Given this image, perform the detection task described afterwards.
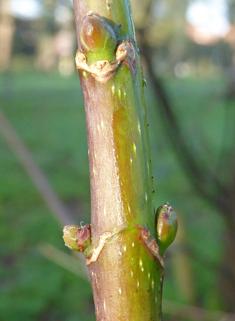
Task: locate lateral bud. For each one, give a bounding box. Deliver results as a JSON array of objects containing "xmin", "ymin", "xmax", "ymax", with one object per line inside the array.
[
  {"xmin": 80, "ymin": 14, "xmax": 117, "ymax": 61},
  {"xmin": 155, "ymin": 203, "xmax": 178, "ymax": 255},
  {"xmin": 75, "ymin": 40, "xmax": 137, "ymax": 83},
  {"xmin": 63, "ymin": 224, "xmax": 92, "ymax": 257}
]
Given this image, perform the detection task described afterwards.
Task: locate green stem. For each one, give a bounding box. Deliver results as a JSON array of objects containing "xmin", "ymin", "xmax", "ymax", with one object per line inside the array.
[{"xmin": 69, "ymin": 1, "xmax": 169, "ymax": 319}]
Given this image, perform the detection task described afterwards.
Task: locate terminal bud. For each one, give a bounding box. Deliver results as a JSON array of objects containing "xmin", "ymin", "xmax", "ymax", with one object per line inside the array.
[{"xmin": 155, "ymin": 203, "xmax": 178, "ymax": 255}]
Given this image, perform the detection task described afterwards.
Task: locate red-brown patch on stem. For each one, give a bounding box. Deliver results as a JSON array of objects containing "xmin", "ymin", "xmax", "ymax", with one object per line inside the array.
[
  {"xmin": 76, "ymin": 224, "xmax": 92, "ymax": 251},
  {"xmin": 136, "ymin": 225, "xmax": 165, "ymax": 268}
]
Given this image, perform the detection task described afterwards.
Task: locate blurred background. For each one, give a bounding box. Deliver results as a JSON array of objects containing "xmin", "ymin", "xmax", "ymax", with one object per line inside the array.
[{"xmin": 0, "ymin": 0, "xmax": 235, "ymax": 320}]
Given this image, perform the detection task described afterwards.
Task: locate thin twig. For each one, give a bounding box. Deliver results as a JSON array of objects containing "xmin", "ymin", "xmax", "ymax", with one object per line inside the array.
[
  {"xmin": 38, "ymin": 242, "xmax": 89, "ymax": 281},
  {"xmin": 0, "ymin": 106, "xmax": 72, "ymax": 226}
]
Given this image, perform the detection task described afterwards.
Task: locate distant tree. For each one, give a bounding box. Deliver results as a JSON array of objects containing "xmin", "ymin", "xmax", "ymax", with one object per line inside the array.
[{"xmin": 0, "ymin": 0, "xmax": 15, "ymax": 71}]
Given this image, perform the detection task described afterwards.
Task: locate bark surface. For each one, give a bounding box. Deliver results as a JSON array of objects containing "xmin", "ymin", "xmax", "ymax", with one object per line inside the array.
[{"xmin": 72, "ymin": 1, "xmax": 166, "ymax": 320}]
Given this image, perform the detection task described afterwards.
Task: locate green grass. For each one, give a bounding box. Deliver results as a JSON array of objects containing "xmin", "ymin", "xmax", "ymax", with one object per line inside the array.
[
  {"xmin": 0, "ymin": 72, "xmax": 94, "ymax": 321},
  {"xmin": 0, "ymin": 71, "xmax": 229, "ymax": 320}
]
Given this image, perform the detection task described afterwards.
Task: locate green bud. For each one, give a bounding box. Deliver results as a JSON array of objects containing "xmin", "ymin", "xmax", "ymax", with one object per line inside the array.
[
  {"xmin": 63, "ymin": 224, "xmax": 92, "ymax": 254},
  {"xmin": 80, "ymin": 14, "xmax": 117, "ymax": 63},
  {"xmin": 155, "ymin": 203, "xmax": 178, "ymax": 255}
]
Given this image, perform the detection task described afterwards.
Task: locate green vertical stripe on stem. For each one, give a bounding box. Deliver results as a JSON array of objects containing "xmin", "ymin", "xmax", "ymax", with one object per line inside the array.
[{"xmin": 73, "ymin": 0, "xmax": 163, "ymax": 320}]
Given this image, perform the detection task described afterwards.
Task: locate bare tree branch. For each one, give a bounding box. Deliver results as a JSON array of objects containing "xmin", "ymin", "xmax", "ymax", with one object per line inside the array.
[
  {"xmin": 0, "ymin": 106, "xmax": 72, "ymax": 226},
  {"xmin": 141, "ymin": 43, "xmax": 230, "ymax": 214}
]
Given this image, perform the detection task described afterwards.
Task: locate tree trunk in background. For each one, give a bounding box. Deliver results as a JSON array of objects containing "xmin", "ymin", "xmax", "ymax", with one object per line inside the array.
[
  {"xmin": 0, "ymin": 0, "xmax": 15, "ymax": 71},
  {"xmin": 138, "ymin": 28, "xmax": 235, "ymax": 311},
  {"xmin": 220, "ymin": 195, "xmax": 235, "ymax": 312}
]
